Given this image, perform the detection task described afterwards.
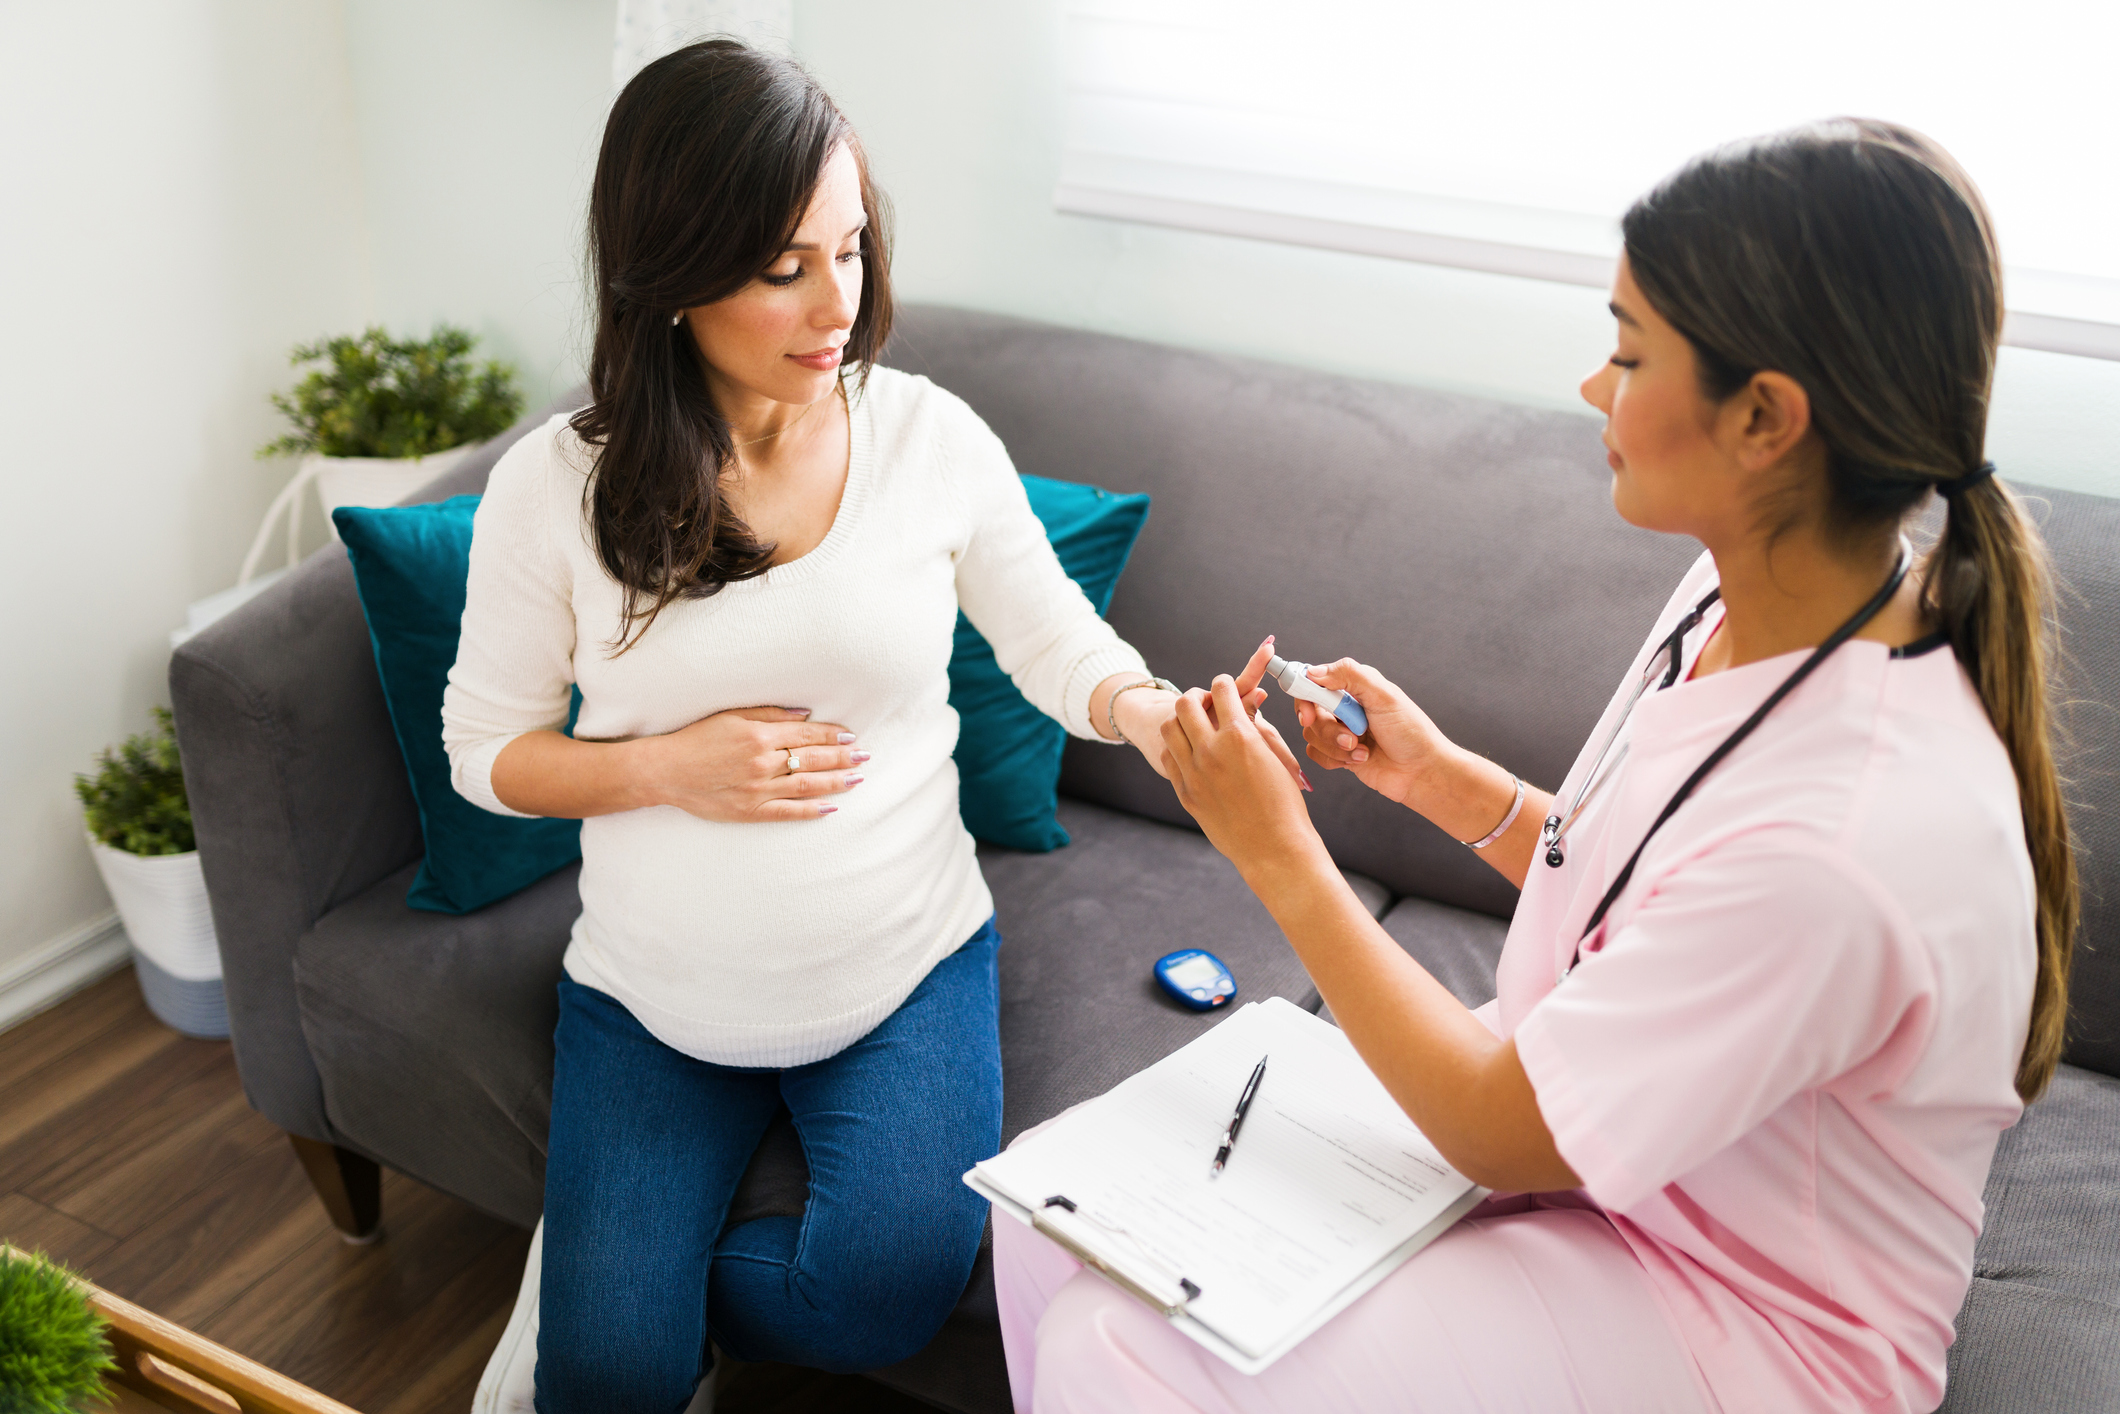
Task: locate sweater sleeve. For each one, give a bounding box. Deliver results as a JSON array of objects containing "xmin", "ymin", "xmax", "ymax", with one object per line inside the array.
[
  {"xmin": 441, "ymin": 426, "xmax": 579, "ymax": 817},
  {"xmin": 943, "ymin": 404, "xmax": 1149, "ymax": 742}
]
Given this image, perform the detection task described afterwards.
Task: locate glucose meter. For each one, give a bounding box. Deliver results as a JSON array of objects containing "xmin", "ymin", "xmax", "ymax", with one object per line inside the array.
[{"xmin": 1154, "ymin": 949, "xmax": 1237, "ymax": 1011}]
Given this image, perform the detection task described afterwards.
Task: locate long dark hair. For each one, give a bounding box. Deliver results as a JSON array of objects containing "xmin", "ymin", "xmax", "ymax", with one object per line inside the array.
[
  {"xmin": 1622, "ymin": 118, "xmax": 2076, "ymax": 1101},
  {"xmin": 571, "ymin": 40, "xmax": 893, "ymax": 649}
]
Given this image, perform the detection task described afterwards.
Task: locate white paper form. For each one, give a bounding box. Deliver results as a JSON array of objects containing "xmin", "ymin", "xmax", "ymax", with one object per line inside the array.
[{"xmin": 969, "ymin": 998, "xmax": 1484, "ymax": 1371}]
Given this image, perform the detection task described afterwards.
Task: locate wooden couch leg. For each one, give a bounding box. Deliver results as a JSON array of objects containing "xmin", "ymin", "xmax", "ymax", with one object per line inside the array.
[{"xmin": 288, "ymin": 1135, "xmax": 382, "ymax": 1243}]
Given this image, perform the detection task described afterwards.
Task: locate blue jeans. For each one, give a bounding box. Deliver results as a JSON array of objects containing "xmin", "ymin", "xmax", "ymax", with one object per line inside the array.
[{"xmin": 534, "ymin": 919, "xmax": 1003, "ymax": 1414}]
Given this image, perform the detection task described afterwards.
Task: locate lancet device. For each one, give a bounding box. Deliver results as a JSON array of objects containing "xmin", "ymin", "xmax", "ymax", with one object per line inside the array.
[{"xmin": 1265, "ymin": 655, "xmax": 1369, "ymax": 738}]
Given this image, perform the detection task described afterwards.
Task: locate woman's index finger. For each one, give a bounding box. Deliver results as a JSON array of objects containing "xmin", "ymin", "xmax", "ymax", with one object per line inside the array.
[{"xmin": 1232, "ymin": 636, "xmax": 1276, "ymax": 696}]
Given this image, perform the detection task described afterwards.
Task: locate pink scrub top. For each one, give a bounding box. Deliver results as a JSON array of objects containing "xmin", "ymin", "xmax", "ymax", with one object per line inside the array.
[{"xmin": 1502, "ymin": 552, "xmax": 2035, "ymax": 1414}]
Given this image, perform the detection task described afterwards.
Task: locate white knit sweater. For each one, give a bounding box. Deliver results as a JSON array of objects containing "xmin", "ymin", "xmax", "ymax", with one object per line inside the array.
[{"xmin": 442, "ymin": 368, "xmax": 1148, "ymax": 1066}]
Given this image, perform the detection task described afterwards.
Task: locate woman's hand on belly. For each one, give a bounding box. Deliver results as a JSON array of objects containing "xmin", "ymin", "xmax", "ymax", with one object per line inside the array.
[
  {"xmin": 645, "ymin": 707, "xmax": 869, "ymax": 822},
  {"xmin": 491, "ymin": 707, "xmax": 865, "ymax": 822}
]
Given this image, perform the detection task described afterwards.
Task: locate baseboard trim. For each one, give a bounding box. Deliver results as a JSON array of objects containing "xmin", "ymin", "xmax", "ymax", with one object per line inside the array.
[{"xmin": 0, "ymin": 912, "xmax": 131, "ymax": 1033}]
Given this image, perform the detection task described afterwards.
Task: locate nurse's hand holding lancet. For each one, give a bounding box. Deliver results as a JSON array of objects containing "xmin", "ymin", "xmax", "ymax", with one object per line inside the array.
[
  {"xmin": 1285, "ymin": 657, "xmax": 1453, "ymax": 804},
  {"xmin": 1185, "ymin": 639, "xmax": 1545, "ymax": 889}
]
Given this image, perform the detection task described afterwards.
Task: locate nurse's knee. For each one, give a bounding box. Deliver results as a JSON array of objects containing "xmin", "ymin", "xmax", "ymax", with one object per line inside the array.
[
  {"xmin": 798, "ymin": 1251, "xmax": 977, "ymax": 1370},
  {"xmin": 1032, "ymin": 1272, "xmax": 1164, "ymax": 1404}
]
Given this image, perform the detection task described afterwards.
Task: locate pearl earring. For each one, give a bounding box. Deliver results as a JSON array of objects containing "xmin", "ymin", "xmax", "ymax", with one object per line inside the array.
[{"xmin": 670, "ymin": 311, "xmax": 683, "ymax": 326}]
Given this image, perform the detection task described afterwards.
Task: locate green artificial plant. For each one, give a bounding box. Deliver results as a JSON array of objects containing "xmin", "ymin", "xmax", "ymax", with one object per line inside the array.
[
  {"xmin": 0, "ymin": 1249, "xmax": 116, "ymax": 1414},
  {"xmin": 259, "ymin": 324, "xmax": 523, "ymax": 460},
  {"xmin": 75, "ymin": 708, "xmax": 194, "ymax": 857}
]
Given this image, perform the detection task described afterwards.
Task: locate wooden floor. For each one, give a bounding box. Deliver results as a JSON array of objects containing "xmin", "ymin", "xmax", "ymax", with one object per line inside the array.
[{"xmin": 0, "ymin": 967, "xmax": 937, "ymax": 1414}]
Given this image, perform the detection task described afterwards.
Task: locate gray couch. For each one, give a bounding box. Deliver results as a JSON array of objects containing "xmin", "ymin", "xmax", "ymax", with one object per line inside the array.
[{"xmin": 171, "ymin": 306, "xmax": 2120, "ymax": 1413}]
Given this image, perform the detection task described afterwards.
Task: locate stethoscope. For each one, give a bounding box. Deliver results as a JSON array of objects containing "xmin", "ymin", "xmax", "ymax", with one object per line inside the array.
[
  {"xmin": 1548, "ymin": 539, "xmax": 1914, "ymax": 980},
  {"xmin": 1539, "ymin": 587, "xmax": 1725, "ymax": 872}
]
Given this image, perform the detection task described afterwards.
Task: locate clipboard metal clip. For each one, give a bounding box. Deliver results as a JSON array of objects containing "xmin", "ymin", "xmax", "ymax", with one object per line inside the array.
[{"xmin": 1037, "ymin": 1195, "xmax": 1203, "ymax": 1315}]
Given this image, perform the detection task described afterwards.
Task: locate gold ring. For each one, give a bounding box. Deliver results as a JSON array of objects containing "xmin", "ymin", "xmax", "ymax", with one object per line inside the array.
[{"xmin": 786, "ymin": 750, "xmax": 802, "ymax": 773}]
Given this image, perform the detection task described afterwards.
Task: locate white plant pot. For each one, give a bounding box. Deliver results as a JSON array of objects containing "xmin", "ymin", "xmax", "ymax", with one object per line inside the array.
[
  {"xmin": 308, "ymin": 444, "xmax": 476, "ymax": 539},
  {"xmin": 86, "ymin": 836, "xmax": 228, "ymax": 1038}
]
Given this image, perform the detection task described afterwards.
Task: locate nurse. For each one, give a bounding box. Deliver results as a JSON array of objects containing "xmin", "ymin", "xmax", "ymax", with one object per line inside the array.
[{"xmin": 991, "ymin": 119, "xmax": 2077, "ymax": 1413}]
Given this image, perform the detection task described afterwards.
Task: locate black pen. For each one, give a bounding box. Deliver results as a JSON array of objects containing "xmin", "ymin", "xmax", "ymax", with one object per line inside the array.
[{"xmin": 1210, "ymin": 1054, "xmax": 1268, "ymax": 1178}]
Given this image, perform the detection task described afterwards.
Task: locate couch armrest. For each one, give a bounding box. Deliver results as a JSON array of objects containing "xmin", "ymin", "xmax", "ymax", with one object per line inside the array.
[
  {"xmin": 169, "ymin": 393, "xmax": 583, "ymax": 1141},
  {"xmin": 171, "ymin": 547, "xmax": 422, "ymax": 1140}
]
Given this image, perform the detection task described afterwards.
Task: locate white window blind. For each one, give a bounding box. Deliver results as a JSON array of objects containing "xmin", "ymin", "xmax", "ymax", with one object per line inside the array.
[{"xmin": 1059, "ymin": 1, "xmax": 2120, "ymax": 360}]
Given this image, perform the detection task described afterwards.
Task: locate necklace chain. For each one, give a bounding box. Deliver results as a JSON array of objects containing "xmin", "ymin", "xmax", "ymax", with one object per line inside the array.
[{"xmin": 731, "ymin": 384, "xmax": 837, "ymax": 449}]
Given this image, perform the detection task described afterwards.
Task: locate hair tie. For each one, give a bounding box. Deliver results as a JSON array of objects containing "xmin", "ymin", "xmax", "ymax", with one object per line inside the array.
[{"xmin": 1939, "ymin": 462, "xmax": 1997, "ymax": 500}]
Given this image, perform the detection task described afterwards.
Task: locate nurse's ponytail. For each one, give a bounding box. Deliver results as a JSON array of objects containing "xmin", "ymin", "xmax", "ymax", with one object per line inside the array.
[
  {"xmin": 1622, "ymin": 118, "xmax": 2077, "ymax": 1101},
  {"xmin": 1929, "ymin": 473, "xmax": 2075, "ymax": 1099}
]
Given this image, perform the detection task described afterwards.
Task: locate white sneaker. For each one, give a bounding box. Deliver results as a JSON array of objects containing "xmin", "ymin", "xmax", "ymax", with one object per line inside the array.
[
  {"xmin": 474, "ymin": 1219, "xmax": 543, "ymax": 1413},
  {"xmin": 471, "ymin": 1219, "xmax": 717, "ymax": 1414}
]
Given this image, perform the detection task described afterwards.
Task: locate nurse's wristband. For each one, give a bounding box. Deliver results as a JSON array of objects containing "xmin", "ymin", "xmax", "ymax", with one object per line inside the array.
[
  {"xmin": 1462, "ymin": 770, "xmax": 1525, "ymax": 850},
  {"xmin": 1106, "ymin": 676, "xmax": 1181, "ymax": 746}
]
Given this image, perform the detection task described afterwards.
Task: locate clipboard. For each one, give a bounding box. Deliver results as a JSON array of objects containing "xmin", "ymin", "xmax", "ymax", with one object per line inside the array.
[
  {"xmin": 970, "ymin": 1170, "xmax": 1485, "ymax": 1375},
  {"xmin": 966, "ymin": 998, "xmax": 1488, "ymax": 1375}
]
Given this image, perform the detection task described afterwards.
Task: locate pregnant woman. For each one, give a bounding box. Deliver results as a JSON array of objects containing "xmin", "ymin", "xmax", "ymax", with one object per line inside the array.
[
  {"xmin": 443, "ymin": 41, "xmax": 1205, "ymax": 1413},
  {"xmin": 996, "ymin": 121, "xmax": 2075, "ymax": 1413}
]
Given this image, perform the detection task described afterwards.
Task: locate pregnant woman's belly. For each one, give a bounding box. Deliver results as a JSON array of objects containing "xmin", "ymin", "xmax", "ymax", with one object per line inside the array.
[{"xmin": 563, "ymin": 709, "xmax": 995, "ymax": 1067}]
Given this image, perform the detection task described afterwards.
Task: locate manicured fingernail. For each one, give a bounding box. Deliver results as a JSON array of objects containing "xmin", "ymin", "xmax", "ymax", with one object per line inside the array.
[
  {"xmin": 788, "ymin": 707, "xmax": 813, "ymax": 716},
  {"xmin": 845, "ymin": 775, "xmax": 865, "ymax": 787},
  {"xmin": 817, "ymin": 804, "xmax": 837, "ymax": 815},
  {"xmin": 851, "ymin": 750, "xmax": 871, "ymax": 764},
  {"xmin": 837, "ymin": 732, "xmax": 856, "ymax": 744},
  {"xmin": 1352, "ymin": 749, "xmax": 1370, "ymax": 762},
  {"xmin": 1299, "ymin": 771, "xmax": 1313, "ymax": 791}
]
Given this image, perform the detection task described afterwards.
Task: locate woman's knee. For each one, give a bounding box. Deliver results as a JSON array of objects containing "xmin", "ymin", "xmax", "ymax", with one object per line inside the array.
[{"xmin": 709, "ymin": 1211, "xmax": 981, "ymax": 1371}]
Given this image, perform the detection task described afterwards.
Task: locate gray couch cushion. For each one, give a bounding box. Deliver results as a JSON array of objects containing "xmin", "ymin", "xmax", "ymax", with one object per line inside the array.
[
  {"xmin": 1945, "ymin": 1064, "xmax": 2120, "ymax": 1409},
  {"xmin": 1380, "ymin": 895, "xmax": 1509, "ymax": 1010},
  {"xmin": 983, "ymin": 797, "xmax": 1389, "ymax": 1144},
  {"xmin": 294, "ymin": 856, "xmax": 810, "ymax": 1233},
  {"xmin": 1967, "ymin": 1063, "xmax": 2120, "ymax": 1305},
  {"xmin": 294, "ymin": 861, "xmax": 578, "ymax": 1227},
  {"xmin": 2026, "ymin": 490, "xmax": 2120, "ymax": 1076},
  {"xmin": 1317, "ymin": 894, "xmax": 1509, "ymax": 1028},
  {"xmin": 1940, "ymin": 1280, "xmax": 2120, "ymax": 1414}
]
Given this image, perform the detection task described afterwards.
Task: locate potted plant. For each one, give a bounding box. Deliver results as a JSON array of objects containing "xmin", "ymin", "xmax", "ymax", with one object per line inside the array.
[
  {"xmin": 75, "ymin": 710, "xmax": 226, "ymax": 1039},
  {"xmin": 237, "ymin": 325, "xmax": 523, "ymax": 587},
  {"xmin": 0, "ymin": 1248, "xmax": 114, "ymax": 1413}
]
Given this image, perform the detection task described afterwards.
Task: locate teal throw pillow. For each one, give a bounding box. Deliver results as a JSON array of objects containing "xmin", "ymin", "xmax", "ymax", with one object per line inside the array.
[
  {"xmin": 950, "ymin": 475, "xmax": 1152, "ymax": 852},
  {"xmin": 335, "ymin": 497, "xmax": 582, "ymax": 914}
]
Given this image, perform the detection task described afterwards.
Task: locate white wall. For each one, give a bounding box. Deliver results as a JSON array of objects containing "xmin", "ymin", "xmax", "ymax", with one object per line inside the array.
[
  {"xmin": 0, "ymin": 0, "xmax": 373, "ymax": 978},
  {"xmin": 340, "ymin": 0, "xmax": 612, "ymax": 410},
  {"xmin": 795, "ymin": 0, "xmax": 2120, "ymax": 501},
  {"xmin": 0, "ymin": 0, "xmax": 612, "ymax": 989}
]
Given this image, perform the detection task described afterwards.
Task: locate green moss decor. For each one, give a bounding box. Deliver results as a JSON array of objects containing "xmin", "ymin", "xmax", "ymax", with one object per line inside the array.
[{"xmin": 0, "ymin": 1249, "xmax": 116, "ymax": 1414}]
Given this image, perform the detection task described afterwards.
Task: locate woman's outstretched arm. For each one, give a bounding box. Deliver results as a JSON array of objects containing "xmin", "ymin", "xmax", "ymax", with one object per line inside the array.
[{"xmin": 1161, "ymin": 675, "xmax": 1579, "ymax": 1194}]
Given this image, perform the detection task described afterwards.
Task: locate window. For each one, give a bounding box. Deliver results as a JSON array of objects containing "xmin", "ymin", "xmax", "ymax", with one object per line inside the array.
[{"xmin": 1059, "ymin": 1, "xmax": 2120, "ymax": 359}]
